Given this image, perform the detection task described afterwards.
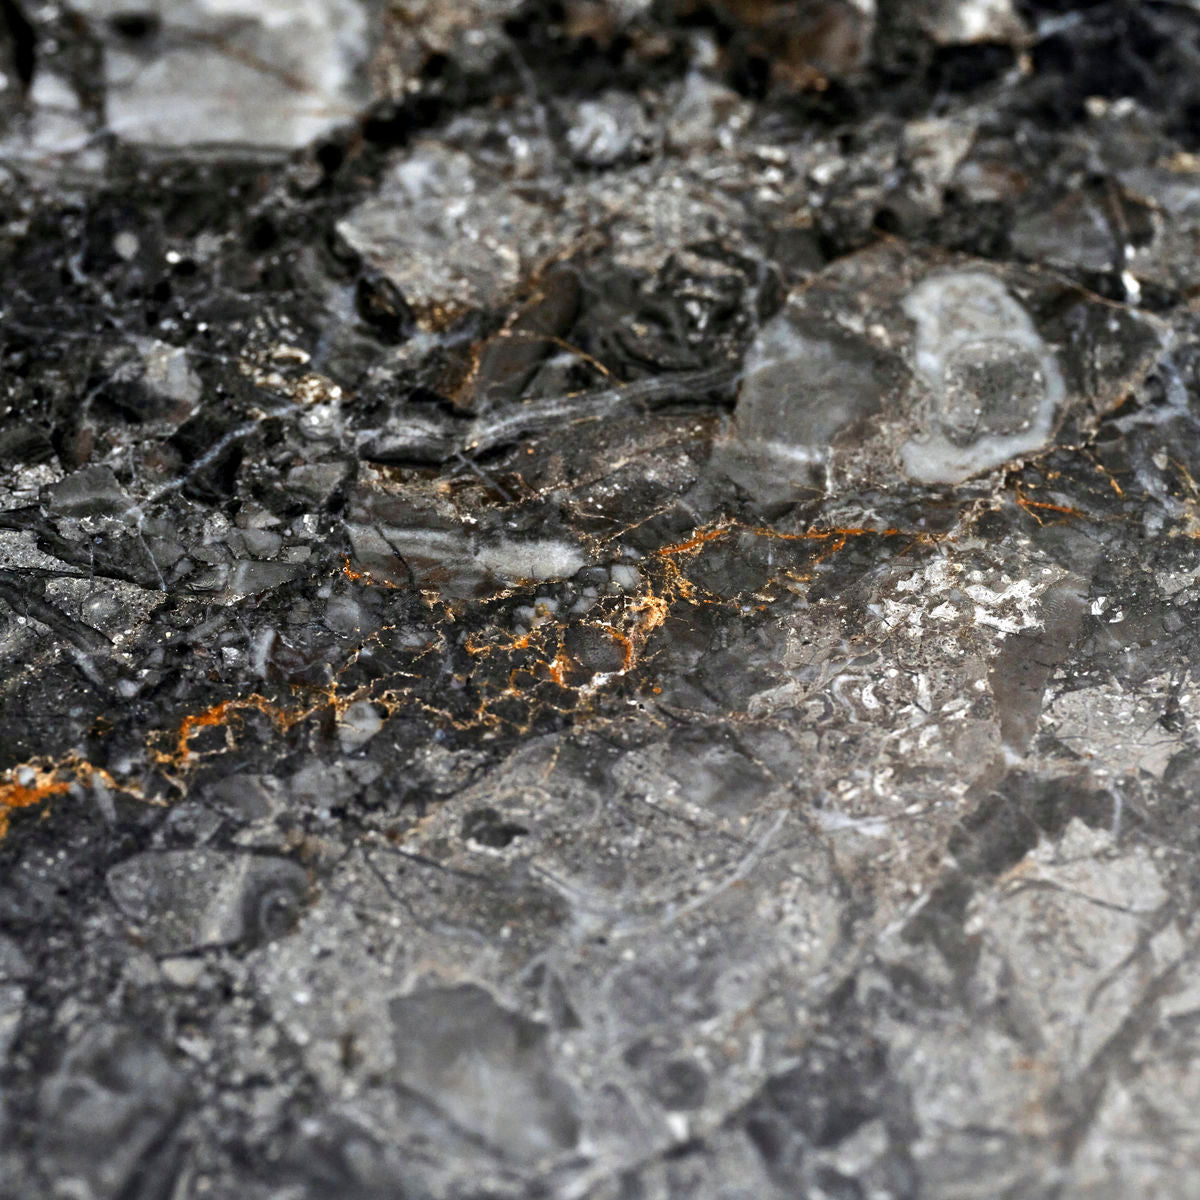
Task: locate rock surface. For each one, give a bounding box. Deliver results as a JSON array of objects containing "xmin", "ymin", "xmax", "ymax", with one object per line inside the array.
[{"xmin": 4, "ymin": 1, "xmax": 1200, "ymax": 1197}]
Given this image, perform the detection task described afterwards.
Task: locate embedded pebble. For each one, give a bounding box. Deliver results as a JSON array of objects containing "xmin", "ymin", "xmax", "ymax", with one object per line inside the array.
[
  {"xmin": 899, "ymin": 271, "xmax": 1064, "ymax": 483},
  {"xmin": 338, "ymin": 700, "xmax": 385, "ymax": 752},
  {"xmin": 107, "ymin": 850, "xmax": 308, "ymax": 954}
]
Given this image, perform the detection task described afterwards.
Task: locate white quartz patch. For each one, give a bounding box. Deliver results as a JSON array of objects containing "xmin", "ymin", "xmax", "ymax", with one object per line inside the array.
[
  {"xmin": 725, "ymin": 244, "xmax": 1163, "ymax": 499},
  {"xmin": 337, "ymin": 142, "xmax": 571, "ymax": 320},
  {"xmin": 73, "ymin": 0, "xmax": 370, "ymax": 151},
  {"xmin": 1044, "ymin": 675, "xmax": 1187, "ymax": 778},
  {"xmin": 726, "ymin": 309, "xmax": 890, "ymax": 499},
  {"xmin": 473, "ymin": 539, "xmax": 587, "ymax": 583},
  {"xmin": 137, "ymin": 339, "xmax": 203, "ymax": 407},
  {"xmin": 899, "ymin": 272, "xmax": 1064, "ymax": 484},
  {"xmin": 347, "ymin": 519, "xmax": 588, "ymax": 594}
]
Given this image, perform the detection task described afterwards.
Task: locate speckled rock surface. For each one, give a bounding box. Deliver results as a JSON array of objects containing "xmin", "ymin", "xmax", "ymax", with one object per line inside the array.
[{"xmin": 4, "ymin": 2, "xmax": 1200, "ymax": 1197}]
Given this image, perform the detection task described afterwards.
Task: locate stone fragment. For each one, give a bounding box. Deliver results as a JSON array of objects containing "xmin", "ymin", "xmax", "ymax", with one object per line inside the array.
[
  {"xmin": 225, "ymin": 559, "xmax": 301, "ymax": 597},
  {"xmin": 665, "ymin": 71, "xmax": 750, "ymax": 152},
  {"xmin": 37, "ymin": 1025, "xmax": 187, "ymax": 1200},
  {"xmin": 107, "ymin": 849, "xmax": 308, "ymax": 954},
  {"xmin": 338, "ymin": 699, "xmax": 384, "ymax": 751},
  {"xmin": 284, "ymin": 462, "xmax": 347, "ymax": 505},
  {"xmin": 564, "ymin": 91, "xmax": 656, "ymax": 166},
  {"xmin": 48, "ymin": 466, "xmax": 131, "ymax": 518},
  {"xmin": 902, "ymin": 117, "xmax": 978, "ymax": 217},
  {"xmin": 0, "ymin": 68, "xmax": 104, "ymax": 172},
  {"xmin": 0, "ymin": 932, "xmax": 32, "ymax": 981},
  {"xmin": 371, "ymin": 0, "xmax": 526, "ymax": 81},
  {"xmin": 0, "ymin": 973, "xmax": 24, "ymax": 1061},
  {"xmin": 202, "ymin": 773, "xmax": 286, "ymax": 823},
  {"xmin": 73, "ymin": 0, "xmax": 371, "ymax": 151},
  {"xmin": 1044, "ymin": 676, "xmax": 1183, "ymax": 778},
  {"xmin": 911, "ymin": 0, "xmax": 1025, "ymax": 44},
  {"xmin": 338, "ymin": 141, "xmax": 759, "ymax": 330},
  {"xmin": 237, "ymin": 527, "xmax": 283, "ymax": 558},
  {"xmin": 159, "ymin": 956, "xmax": 206, "ymax": 987},
  {"xmin": 137, "ymin": 338, "xmax": 203, "ymax": 408},
  {"xmin": 728, "ymin": 309, "xmax": 897, "ymax": 497},
  {"xmin": 1119, "ymin": 163, "xmax": 1200, "ymax": 294},
  {"xmin": 971, "ymin": 825, "xmax": 1169, "ymax": 1064},
  {"xmin": 898, "ymin": 271, "xmax": 1064, "ymax": 483},
  {"xmin": 346, "ymin": 486, "xmax": 588, "ymax": 595},
  {"xmin": 337, "ymin": 142, "xmax": 580, "ymax": 325},
  {"xmin": 389, "ymin": 984, "xmax": 580, "ymax": 1162}
]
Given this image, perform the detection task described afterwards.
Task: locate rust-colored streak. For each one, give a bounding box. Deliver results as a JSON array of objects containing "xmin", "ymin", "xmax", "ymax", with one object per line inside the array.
[
  {"xmin": 1015, "ymin": 486, "xmax": 1083, "ymax": 524},
  {"xmin": 547, "ymin": 644, "xmax": 571, "ymax": 686},
  {"xmin": 657, "ymin": 521, "xmax": 905, "ymax": 560},
  {"xmin": 658, "ymin": 526, "xmax": 732, "ymax": 556},
  {"xmin": 176, "ymin": 700, "xmax": 233, "ymax": 761},
  {"xmin": 2, "ymin": 690, "xmax": 313, "ymax": 843},
  {"xmin": 754, "ymin": 525, "xmax": 903, "ymax": 542},
  {"xmin": 0, "ymin": 773, "xmax": 72, "ymax": 839},
  {"xmin": 466, "ymin": 629, "xmax": 535, "ymax": 657},
  {"xmin": 603, "ymin": 625, "xmax": 635, "ymax": 672},
  {"xmin": 342, "ymin": 557, "xmax": 400, "ymax": 589},
  {"xmin": 167, "ymin": 694, "xmax": 306, "ymax": 766},
  {"xmin": 4, "ymin": 515, "xmax": 935, "ymax": 842},
  {"xmin": 1023, "ymin": 499, "xmax": 1082, "ymax": 516},
  {"xmin": 0, "ymin": 758, "xmax": 128, "ymax": 841}
]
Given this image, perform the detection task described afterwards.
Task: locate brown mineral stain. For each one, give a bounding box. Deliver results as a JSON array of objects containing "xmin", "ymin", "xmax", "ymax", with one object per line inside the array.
[
  {"xmin": 547, "ymin": 644, "xmax": 571, "ymax": 686},
  {"xmin": 175, "ymin": 700, "xmax": 234, "ymax": 760},
  {"xmin": 161, "ymin": 693, "xmax": 311, "ymax": 767},
  {"xmin": 342, "ymin": 556, "xmax": 400, "ymax": 588},
  {"xmin": 1015, "ymin": 484, "xmax": 1083, "ymax": 524},
  {"xmin": 4, "ymin": 517, "xmax": 935, "ymax": 842},
  {"xmin": 0, "ymin": 758, "xmax": 128, "ymax": 841},
  {"xmin": 659, "ymin": 525, "xmax": 733, "ymax": 556},
  {"xmin": 603, "ymin": 625, "xmax": 635, "ymax": 673},
  {"xmin": 657, "ymin": 520, "xmax": 906, "ymax": 561},
  {"xmin": 0, "ymin": 771, "xmax": 72, "ymax": 839}
]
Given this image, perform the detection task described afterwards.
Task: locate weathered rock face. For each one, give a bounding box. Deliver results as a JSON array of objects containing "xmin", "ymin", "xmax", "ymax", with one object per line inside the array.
[{"xmin": 6, "ymin": 2, "xmax": 1200, "ymax": 1198}]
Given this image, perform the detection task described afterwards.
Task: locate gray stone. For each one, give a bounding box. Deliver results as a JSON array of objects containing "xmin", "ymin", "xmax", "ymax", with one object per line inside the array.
[
  {"xmin": 389, "ymin": 984, "xmax": 580, "ymax": 1162},
  {"xmin": 107, "ymin": 850, "xmax": 308, "ymax": 954},
  {"xmin": 37, "ymin": 1025, "xmax": 187, "ymax": 1200}
]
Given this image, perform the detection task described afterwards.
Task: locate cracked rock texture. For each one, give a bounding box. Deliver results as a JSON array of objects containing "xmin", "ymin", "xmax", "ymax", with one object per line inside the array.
[{"xmin": 4, "ymin": 1, "xmax": 1200, "ymax": 1197}]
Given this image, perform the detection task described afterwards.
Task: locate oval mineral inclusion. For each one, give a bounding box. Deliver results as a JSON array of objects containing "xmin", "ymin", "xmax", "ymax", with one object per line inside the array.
[
  {"xmin": 727, "ymin": 244, "xmax": 1165, "ymax": 497},
  {"xmin": 899, "ymin": 271, "xmax": 1065, "ymax": 484}
]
